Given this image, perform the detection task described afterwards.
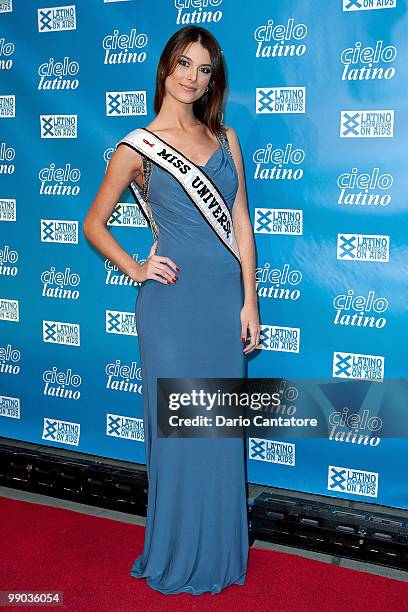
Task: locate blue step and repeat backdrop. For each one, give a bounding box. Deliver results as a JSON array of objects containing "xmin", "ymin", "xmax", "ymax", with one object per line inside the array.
[{"xmin": 1, "ymin": 0, "xmax": 407, "ymax": 508}]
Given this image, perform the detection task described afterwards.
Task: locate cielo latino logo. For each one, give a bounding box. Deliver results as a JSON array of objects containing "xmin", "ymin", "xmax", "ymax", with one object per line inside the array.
[
  {"xmin": 328, "ymin": 407, "xmax": 382, "ymax": 447},
  {"xmin": 252, "ymin": 142, "xmax": 305, "ymax": 181},
  {"xmin": 105, "ymin": 255, "xmax": 143, "ymax": 286},
  {"xmin": 102, "ymin": 27, "xmax": 148, "ymax": 64},
  {"xmin": 0, "ymin": 141, "xmax": 16, "ymax": 174},
  {"xmin": 337, "ymin": 166, "xmax": 393, "ymax": 207},
  {"xmin": 0, "ymin": 36, "xmax": 14, "ymax": 70},
  {"xmin": 341, "ymin": 40, "xmax": 397, "ymax": 80},
  {"xmin": 0, "ymin": 245, "xmax": 18, "ymax": 276},
  {"xmin": 174, "ymin": 0, "xmax": 223, "ymax": 25},
  {"xmin": 254, "ymin": 17, "xmax": 307, "ymax": 58},
  {"xmin": 256, "ymin": 262, "xmax": 302, "ymax": 302},
  {"xmin": 41, "ymin": 266, "xmax": 80, "ymax": 300},
  {"xmin": 105, "ymin": 359, "xmax": 143, "ymax": 393},
  {"xmin": 0, "ymin": 343, "xmax": 21, "ymax": 375},
  {"xmin": 38, "ymin": 162, "xmax": 81, "ymax": 196},
  {"xmin": 38, "ymin": 56, "xmax": 80, "ymax": 90},
  {"xmin": 333, "ymin": 289, "xmax": 389, "ymax": 328},
  {"xmin": 43, "ymin": 366, "xmax": 82, "ymax": 400}
]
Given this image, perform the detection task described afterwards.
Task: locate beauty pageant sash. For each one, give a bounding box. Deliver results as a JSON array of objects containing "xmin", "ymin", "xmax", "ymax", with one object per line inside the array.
[{"xmin": 116, "ymin": 127, "xmax": 241, "ymax": 264}]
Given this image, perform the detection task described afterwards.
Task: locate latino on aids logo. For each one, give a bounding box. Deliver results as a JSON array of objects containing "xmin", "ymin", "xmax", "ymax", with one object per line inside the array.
[
  {"xmin": 0, "ymin": 199, "xmax": 16, "ymax": 222},
  {"xmin": 0, "ymin": 0, "xmax": 12, "ymax": 14},
  {"xmin": 42, "ymin": 320, "xmax": 80, "ymax": 346},
  {"xmin": 40, "ymin": 115, "xmax": 77, "ymax": 138},
  {"xmin": 328, "ymin": 465, "xmax": 378, "ymax": 499},
  {"xmin": 0, "ymin": 298, "xmax": 18, "ymax": 322},
  {"xmin": 37, "ymin": 5, "xmax": 76, "ymax": 33},
  {"xmin": 42, "ymin": 417, "xmax": 80, "ymax": 446},
  {"xmin": 340, "ymin": 110, "xmax": 394, "ymax": 138},
  {"xmin": 254, "ymin": 208, "xmax": 303, "ymax": 235},
  {"xmin": 106, "ymin": 91, "xmax": 147, "ymax": 116},
  {"xmin": 41, "ymin": 219, "xmax": 79, "ymax": 243},
  {"xmin": 0, "ymin": 395, "xmax": 20, "ymax": 418},
  {"xmin": 0, "ymin": 95, "xmax": 15, "ymax": 118},
  {"xmin": 337, "ymin": 233, "xmax": 389, "ymax": 262},
  {"xmin": 106, "ymin": 414, "xmax": 144, "ymax": 441},
  {"xmin": 256, "ymin": 86, "xmax": 305, "ymax": 114},
  {"xmin": 257, "ymin": 325, "xmax": 300, "ymax": 353},
  {"xmin": 342, "ymin": 0, "xmax": 396, "ymax": 12},
  {"xmin": 106, "ymin": 310, "xmax": 138, "ymax": 336},
  {"xmin": 108, "ymin": 202, "xmax": 148, "ymax": 228}
]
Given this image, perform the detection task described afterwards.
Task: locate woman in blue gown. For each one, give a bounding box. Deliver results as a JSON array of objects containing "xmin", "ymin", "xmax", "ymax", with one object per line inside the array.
[{"xmin": 84, "ymin": 25, "xmax": 260, "ymax": 595}]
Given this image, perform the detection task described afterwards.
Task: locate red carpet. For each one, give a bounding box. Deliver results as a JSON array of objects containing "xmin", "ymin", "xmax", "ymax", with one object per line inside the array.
[{"xmin": 1, "ymin": 495, "xmax": 408, "ymax": 611}]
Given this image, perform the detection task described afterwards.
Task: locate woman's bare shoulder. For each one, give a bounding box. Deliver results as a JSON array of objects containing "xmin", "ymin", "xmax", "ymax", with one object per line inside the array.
[{"xmin": 223, "ymin": 124, "xmax": 237, "ymax": 138}]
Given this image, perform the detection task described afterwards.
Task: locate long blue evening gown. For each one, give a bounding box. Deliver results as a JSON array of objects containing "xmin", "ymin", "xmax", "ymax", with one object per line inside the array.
[{"xmin": 125, "ymin": 127, "xmax": 249, "ymax": 595}]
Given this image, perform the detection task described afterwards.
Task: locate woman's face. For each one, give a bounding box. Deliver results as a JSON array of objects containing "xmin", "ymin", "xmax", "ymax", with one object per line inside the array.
[{"xmin": 165, "ymin": 41, "xmax": 213, "ymax": 104}]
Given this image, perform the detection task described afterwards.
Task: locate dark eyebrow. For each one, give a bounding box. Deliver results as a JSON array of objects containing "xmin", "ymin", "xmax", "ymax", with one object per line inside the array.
[{"xmin": 179, "ymin": 54, "xmax": 212, "ymax": 68}]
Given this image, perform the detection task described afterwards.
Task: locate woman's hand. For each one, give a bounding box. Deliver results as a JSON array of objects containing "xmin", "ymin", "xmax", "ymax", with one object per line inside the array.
[
  {"xmin": 241, "ymin": 301, "xmax": 261, "ymax": 354},
  {"xmin": 131, "ymin": 240, "xmax": 179, "ymax": 284}
]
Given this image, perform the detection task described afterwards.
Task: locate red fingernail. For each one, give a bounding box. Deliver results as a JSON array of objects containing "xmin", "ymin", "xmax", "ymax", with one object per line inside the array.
[
  {"xmin": 242, "ymin": 337, "xmax": 246, "ymax": 343},
  {"xmin": 176, "ymin": 266, "xmax": 180, "ymax": 271},
  {"xmin": 175, "ymin": 275, "xmax": 179, "ymax": 280}
]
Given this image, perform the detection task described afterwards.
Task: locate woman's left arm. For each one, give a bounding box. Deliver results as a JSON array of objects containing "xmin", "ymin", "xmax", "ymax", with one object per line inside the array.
[{"xmin": 226, "ymin": 126, "xmax": 260, "ymax": 355}]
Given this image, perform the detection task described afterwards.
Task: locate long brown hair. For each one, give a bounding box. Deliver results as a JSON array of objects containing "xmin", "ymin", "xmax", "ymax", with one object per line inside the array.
[{"xmin": 154, "ymin": 26, "xmax": 227, "ymax": 135}]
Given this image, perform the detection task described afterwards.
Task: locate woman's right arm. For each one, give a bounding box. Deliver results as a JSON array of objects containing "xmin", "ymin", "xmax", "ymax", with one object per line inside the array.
[{"xmin": 82, "ymin": 144, "xmax": 178, "ymax": 284}]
